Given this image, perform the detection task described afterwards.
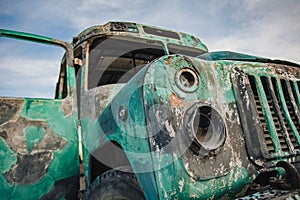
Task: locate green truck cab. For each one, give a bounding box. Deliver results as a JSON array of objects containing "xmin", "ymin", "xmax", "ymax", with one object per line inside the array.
[{"xmin": 0, "ymin": 22, "xmax": 299, "ymax": 199}]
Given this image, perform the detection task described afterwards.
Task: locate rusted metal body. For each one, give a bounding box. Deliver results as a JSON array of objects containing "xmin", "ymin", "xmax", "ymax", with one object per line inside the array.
[{"xmin": 1, "ymin": 22, "xmax": 299, "ymax": 199}]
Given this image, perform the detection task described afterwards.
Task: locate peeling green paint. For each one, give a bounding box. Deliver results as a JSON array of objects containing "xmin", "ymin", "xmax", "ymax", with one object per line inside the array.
[
  {"xmin": 24, "ymin": 126, "xmax": 46, "ymax": 153},
  {"xmin": 0, "ymin": 69, "xmax": 79, "ymax": 198},
  {"xmin": 0, "ymin": 97, "xmax": 79, "ymax": 199}
]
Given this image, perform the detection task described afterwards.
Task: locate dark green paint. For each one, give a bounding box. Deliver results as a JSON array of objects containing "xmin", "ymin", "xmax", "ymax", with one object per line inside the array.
[{"xmin": 0, "ymin": 29, "xmax": 72, "ymax": 52}]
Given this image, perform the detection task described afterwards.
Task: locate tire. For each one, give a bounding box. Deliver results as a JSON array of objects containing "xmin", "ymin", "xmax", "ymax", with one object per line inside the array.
[{"xmin": 84, "ymin": 168, "xmax": 146, "ymax": 200}]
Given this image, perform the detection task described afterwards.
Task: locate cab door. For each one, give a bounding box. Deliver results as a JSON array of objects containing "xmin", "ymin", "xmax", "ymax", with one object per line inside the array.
[{"xmin": 0, "ymin": 30, "xmax": 80, "ymax": 200}]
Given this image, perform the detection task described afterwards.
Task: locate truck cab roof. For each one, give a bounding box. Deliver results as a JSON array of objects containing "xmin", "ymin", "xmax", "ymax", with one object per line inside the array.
[{"xmin": 73, "ymin": 21, "xmax": 208, "ymax": 54}]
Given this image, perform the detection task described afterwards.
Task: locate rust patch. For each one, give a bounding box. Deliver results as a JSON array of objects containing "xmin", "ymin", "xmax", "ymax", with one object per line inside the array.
[
  {"xmin": 0, "ymin": 130, "xmax": 8, "ymax": 140},
  {"xmin": 0, "ymin": 115, "xmax": 67, "ymax": 184},
  {"xmin": 61, "ymin": 97, "xmax": 73, "ymax": 117},
  {"xmin": 1, "ymin": 116, "xmax": 67, "ymax": 154},
  {"xmin": 170, "ymin": 92, "xmax": 184, "ymax": 107},
  {"xmin": 165, "ymin": 57, "xmax": 172, "ymax": 65},
  {"xmin": 0, "ymin": 100, "xmax": 22, "ymax": 125},
  {"xmin": 271, "ymin": 63, "xmax": 300, "ymax": 79},
  {"xmin": 4, "ymin": 152, "xmax": 53, "ymax": 184}
]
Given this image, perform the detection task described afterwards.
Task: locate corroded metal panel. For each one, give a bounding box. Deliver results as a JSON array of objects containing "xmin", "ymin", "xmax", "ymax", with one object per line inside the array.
[
  {"xmin": 80, "ymin": 49, "xmax": 299, "ymax": 199},
  {"xmin": 232, "ymin": 62, "xmax": 300, "ymax": 165},
  {"xmin": 141, "ymin": 55, "xmax": 253, "ymax": 199},
  {"xmin": 4, "ymin": 21, "xmax": 297, "ymax": 199},
  {"xmin": 0, "ymin": 97, "xmax": 79, "ymax": 200}
]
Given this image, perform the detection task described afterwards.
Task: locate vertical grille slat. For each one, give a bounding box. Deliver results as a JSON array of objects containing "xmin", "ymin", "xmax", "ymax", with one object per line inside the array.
[
  {"xmin": 261, "ymin": 77, "xmax": 291, "ymax": 153},
  {"xmin": 248, "ymin": 75, "xmax": 275, "ymax": 154},
  {"xmin": 296, "ymin": 81, "xmax": 300, "ymax": 111},
  {"xmin": 248, "ymin": 75, "xmax": 300, "ymax": 157},
  {"xmin": 270, "ymin": 78, "xmax": 296, "ymax": 153},
  {"xmin": 291, "ymin": 81, "xmax": 300, "ymax": 112},
  {"xmin": 280, "ymin": 80, "xmax": 300, "ymax": 150},
  {"xmin": 280, "ymin": 80, "xmax": 300, "ymax": 134}
]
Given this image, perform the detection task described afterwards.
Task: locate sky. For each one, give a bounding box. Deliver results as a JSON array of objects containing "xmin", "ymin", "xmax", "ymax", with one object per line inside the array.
[{"xmin": 0, "ymin": 0, "xmax": 300, "ymax": 98}]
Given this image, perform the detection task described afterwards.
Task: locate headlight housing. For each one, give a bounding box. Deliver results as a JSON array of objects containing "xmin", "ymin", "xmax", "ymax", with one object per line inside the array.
[
  {"xmin": 175, "ymin": 68, "xmax": 199, "ymax": 92},
  {"xmin": 186, "ymin": 104, "xmax": 226, "ymax": 157}
]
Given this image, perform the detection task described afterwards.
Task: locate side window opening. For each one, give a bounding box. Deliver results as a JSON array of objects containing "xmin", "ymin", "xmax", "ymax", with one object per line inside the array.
[
  {"xmin": 88, "ymin": 37, "xmax": 165, "ymax": 89},
  {"xmin": 0, "ymin": 38, "xmax": 66, "ymax": 99}
]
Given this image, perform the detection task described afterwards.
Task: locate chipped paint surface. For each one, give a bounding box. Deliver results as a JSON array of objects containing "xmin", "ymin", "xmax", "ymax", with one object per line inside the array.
[
  {"xmin": 140, "ymin": 54, "xmax": 250, "ymax": 199},
  {"xmin": 138, "ymin": 53, "xmax": 299, "ymax": 199},
  {"xmin": 1, "ymin": 22, "xmax": 300, "ymax": 200},
  {"xmin": 78, "ymin": 37, "xmax": 299, "ymax": 199},
  {"xmin": 0, "ymin": 97, "xmax": 80, "ymax": 199},
  {"xmin": 178, "ymin": 178, "xmax": 184, "ymax": 192},
  {"xmin": 0, "ymin": 29, "xmax": 80, "ymax": 199}
]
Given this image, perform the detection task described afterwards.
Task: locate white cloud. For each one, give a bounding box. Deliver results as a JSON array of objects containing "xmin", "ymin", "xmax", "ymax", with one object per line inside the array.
[
  {"xmin": 206, "ymin": 0, "xmax": 300, "ymax": 63},
  {"xmin": 1, "ymin": 0, "xmax": 300, "ymax": 98},
  {"xmin": 0, "ymin": 59, "xmax": 59, "ymax": 98},
  {"xmin": 3, "ymin": 0, "xmax": 299, "ymax": 64}
]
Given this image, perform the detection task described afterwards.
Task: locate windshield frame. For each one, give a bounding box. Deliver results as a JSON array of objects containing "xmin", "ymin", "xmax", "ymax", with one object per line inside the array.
[
  {"xmin": 87, "ymin": 36, "xmax": 166, "ymax": 89},
  {"xmin": 86, "ymin": 35, "xmax": 208, "ymax": 89}
]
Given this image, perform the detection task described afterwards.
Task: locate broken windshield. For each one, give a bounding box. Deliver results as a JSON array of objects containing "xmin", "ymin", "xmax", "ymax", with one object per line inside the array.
[
  {"xmin": 88, "ymin": 36, "xmax": 207, "ymax": 89},
  {"xmin": 88, "ymin": 36, "xmax": 165, "ymax": 89}
]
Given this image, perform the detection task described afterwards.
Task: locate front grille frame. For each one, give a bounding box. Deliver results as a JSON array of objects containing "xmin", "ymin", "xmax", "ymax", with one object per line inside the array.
[
  {"xmin": 248, "ymin": 75, "xmax": 300, "ymax": 156},
  {"xmin": 232, "ymin": 65, "xmax": 300, "ymax": 166}
]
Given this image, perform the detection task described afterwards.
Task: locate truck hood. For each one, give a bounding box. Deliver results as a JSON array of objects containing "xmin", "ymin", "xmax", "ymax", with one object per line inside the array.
[{"xmin": 198, "ymin": 51, "xmax": 300, "ymax": 68}]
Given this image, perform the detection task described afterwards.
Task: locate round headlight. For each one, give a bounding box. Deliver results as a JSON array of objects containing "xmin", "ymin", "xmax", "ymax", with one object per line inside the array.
[{"xmin": 175, "ymin": 68, "xmax": 199, "ymax": 92}]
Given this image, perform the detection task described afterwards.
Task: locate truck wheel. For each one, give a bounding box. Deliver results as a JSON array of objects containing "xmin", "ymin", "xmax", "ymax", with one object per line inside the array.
[{"xmin": 84, "ymin": 168, "xmax": 146, "ymax": 200}]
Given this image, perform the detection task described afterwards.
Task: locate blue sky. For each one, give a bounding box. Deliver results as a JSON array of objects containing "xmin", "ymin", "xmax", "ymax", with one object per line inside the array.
[{"xmin": 1, "ymin": 0, "xmax": 300, "ymax": 98}]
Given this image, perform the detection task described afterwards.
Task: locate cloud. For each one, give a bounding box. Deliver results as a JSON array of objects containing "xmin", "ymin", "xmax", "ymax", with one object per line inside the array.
[
  {"xmin": 206, "ymin": 0, "xmax": 300, "ymax": 63},
  {"xmin": 1, "ymin": 0, "xmax": 300, "ymax": 98},
  {"xmin": 0, "ymin": 40, "xmax": 62, "ymax": 98},
  {"xmin": 2, "ymin": 0, "xmax": 299, "ymax": 63},
  {"xmin": 0, "ymin": 58, "xmax": 60, "ymax": 98}
]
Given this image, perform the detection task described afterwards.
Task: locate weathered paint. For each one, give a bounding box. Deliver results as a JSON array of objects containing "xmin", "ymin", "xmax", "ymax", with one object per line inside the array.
[
  {"xmin": 0, "ymin": 29, "xmax": 73, "ymax": 53},
  {"xmin": 76, "ymin": 23, "xmax": 299, "ymax": 199},
  {"xmin": 73, "ymin": 22, "xmax": 208, "ymax": 53},
  {"xmin": 0, "ymin": 30, "xmax": 79, "ymax": 199},
  {"xmin": 1, "ymin": 21, "xmax": 300, "ymax": 199},
  {"xmin": 78, "ymin": 52, "xmax": 253, "ymax": 199},
  {"xmin": 80, "ymin": 64, "xmax": 160, "ymax": 199},
  {"xmin": 24, "ymin": 126, "xmax": 46, "ymax": 153},
  {"xmin": 140, "ymin": 54, "xmax": 249, "ymax": 199},
  {"xmin": 0, "ymin": 97, "xmax": 80, "ymax": 199},
  {"xmin": 229, "ymin": 60, "xmax": 300, "ymax": 163}
]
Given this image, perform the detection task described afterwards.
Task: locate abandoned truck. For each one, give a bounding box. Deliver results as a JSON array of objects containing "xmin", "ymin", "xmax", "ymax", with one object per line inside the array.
[{"xmin": 0, "ymin": 21, "xmax": 299, "ymax": 200}]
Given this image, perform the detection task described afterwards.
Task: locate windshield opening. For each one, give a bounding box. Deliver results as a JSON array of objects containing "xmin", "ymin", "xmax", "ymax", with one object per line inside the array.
[{"xmin": 88, "ymin": 36, "xmax": 165, "ymax": 89}]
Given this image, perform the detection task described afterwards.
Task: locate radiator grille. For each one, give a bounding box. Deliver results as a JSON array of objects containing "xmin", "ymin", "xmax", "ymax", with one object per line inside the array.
[{"xmin": 247, "ymin": 75, "xmax": 300, "ymax": 156}]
